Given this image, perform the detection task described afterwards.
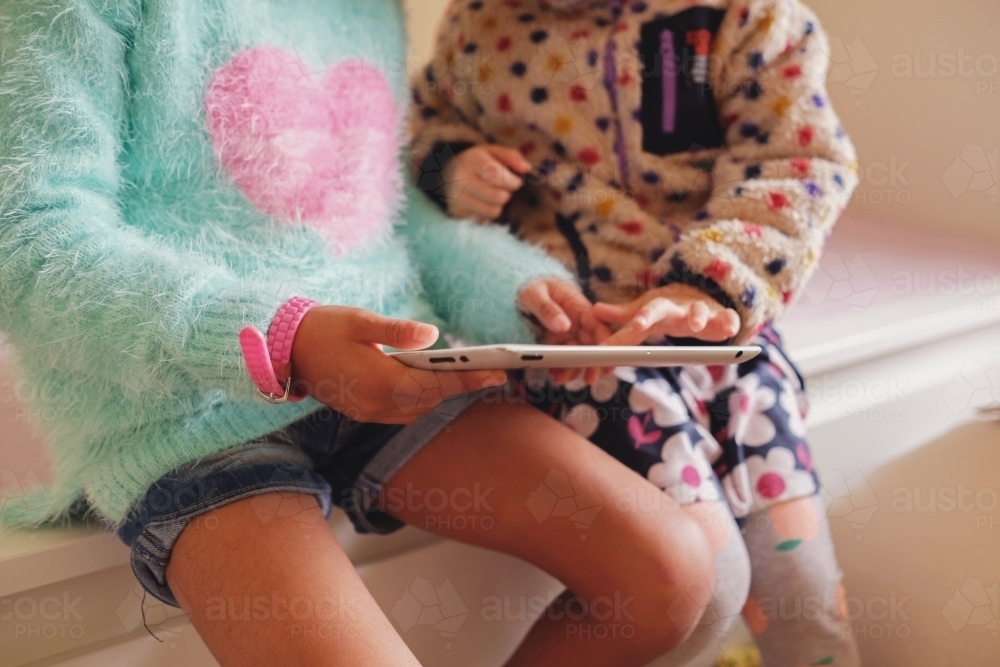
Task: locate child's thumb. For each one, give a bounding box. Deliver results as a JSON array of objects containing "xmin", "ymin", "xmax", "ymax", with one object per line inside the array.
[
  {"xmin": 354, "ymin": 314, "xmax": 439, "ymax": 350},
  {"xmin": 485, "ymin": 145, "xmax": 532, "ymax": 174}
]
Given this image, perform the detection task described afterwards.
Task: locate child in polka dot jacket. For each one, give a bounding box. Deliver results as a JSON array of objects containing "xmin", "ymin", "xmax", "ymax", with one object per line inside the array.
[{"xmin": 411, "ymin": 0, "xmax": 861, "ymax": 665}]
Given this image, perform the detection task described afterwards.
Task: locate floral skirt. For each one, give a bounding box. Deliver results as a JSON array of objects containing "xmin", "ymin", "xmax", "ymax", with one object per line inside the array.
[{"xmin": 515, "ymin": 327, "xmax": 818, "ymax": 522}]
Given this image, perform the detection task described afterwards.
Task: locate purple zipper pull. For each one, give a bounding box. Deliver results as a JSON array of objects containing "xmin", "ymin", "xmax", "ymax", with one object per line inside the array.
[{"xmin": 660, "ymin": 30, "xmax": 677, "ymax": 134}]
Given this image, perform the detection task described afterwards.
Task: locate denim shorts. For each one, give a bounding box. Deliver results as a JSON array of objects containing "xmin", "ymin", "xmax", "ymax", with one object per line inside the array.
[{"xmin": 116, "ymin": 392, "xmax": 482, "ymax": 607}]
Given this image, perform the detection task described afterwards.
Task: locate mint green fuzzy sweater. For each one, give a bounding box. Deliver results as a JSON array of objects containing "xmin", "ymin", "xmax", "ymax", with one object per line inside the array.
[{"xmin": 0, "ymin": 0, "xmax": 570, "ymax": 527}]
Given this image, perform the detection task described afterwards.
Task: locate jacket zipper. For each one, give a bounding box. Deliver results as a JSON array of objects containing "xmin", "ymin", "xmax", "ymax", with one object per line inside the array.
[{"xmin": 602, "ymin": 6, "xmax": 632, "ymax": 190}]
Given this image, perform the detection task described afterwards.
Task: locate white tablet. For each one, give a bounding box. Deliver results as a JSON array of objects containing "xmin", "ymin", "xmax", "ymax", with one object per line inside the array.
[{"xmin": 388, "ymin": 344, "xmax": 761, "ymax": 370}]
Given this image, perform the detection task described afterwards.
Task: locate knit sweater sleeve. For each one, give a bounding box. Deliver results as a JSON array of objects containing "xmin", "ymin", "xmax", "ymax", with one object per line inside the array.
[
  {"xmin": 662, "ymin": 0, "xmax": 859, "ymax": 341},
  {"xmin": 400, "ymin": 183, "xmax": 574, "ymax": 345},
  {"xmin": 0, "ymin": 1, "xmax": 287, "ymax": 401}
]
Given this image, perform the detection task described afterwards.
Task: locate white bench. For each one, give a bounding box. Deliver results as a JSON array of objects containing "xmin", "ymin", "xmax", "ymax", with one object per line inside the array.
[{"xmin": 3, "ymin": 214, "xmax": 999, "ymax": 666}]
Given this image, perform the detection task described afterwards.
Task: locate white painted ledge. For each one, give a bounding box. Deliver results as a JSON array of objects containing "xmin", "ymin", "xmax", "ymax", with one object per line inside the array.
[
  {"xmin": 783, "ymin": 293, "xmax": 1000, "ymax": 378},
  {"xmin": 0, "ymin": 526, "xmax": 129, "ymax": 600}
]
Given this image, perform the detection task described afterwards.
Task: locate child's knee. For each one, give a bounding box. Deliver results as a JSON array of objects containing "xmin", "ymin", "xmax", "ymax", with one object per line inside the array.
[
  {"xmin": 623, "ymin": 506, "xmax": 719, "ymax": 652},
  {"xmin": 631, "ymin": 503, "xmax": 757, "ymax": 659},
  {"xmin": 682, "ymin": 501, "xmax": 752, "ymax": 629}
]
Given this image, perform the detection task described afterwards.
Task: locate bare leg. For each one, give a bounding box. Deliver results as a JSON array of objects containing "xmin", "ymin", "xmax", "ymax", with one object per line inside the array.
[
  {"xmin": 386, "ymin": 401, "xmax": 717, "ymax": 667},
  {"xmin": 649, "ymin": 501, "xmax": 751, "ymax": 667},
  {"xmin": 166, "ymin": 492, "xmax": 422, "ymax": 667}
]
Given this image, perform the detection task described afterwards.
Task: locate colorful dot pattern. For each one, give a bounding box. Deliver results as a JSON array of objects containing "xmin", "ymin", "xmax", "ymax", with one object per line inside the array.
[{"xmin": 410, "ymin": 0, "xmax": 859, "ymax": 339}]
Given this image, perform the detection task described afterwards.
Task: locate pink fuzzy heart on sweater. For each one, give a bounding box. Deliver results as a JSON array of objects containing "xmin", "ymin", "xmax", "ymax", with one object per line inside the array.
[{"xmin": 205, "ymin": 47, "xmax": 402, "ymax": 254}]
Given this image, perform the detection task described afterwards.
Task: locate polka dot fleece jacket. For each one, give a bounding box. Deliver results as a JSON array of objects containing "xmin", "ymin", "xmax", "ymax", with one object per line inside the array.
[{"xmin": 411, "ymin": 0, "xmax": 859, "ymax": 342}]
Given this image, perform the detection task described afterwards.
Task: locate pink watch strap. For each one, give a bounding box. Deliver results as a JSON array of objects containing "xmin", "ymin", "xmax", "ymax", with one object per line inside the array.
[
  {"xmin": 239, "ymin": 297, "xmax": 319, "ymax": 403},
  {"xmin": 266, "ymin": 296, "xmax": 319, "ymax": 367},
  {"xmin": 239, "ymin": 327, "xmax": 287, "ymax": 400}
]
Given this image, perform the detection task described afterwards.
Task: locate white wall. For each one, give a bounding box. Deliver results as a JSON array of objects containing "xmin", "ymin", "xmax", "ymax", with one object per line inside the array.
[
  {"xmin": 807, "ymin": 0, "xmax": 1000, "ymax": 240},
  {"xmin": 403, "ymin": 0, "xmax": 1000, "ymax": 240},
  {"xmin": 405, "ymin": 0, "xmax": 451, "ymax": 71}
]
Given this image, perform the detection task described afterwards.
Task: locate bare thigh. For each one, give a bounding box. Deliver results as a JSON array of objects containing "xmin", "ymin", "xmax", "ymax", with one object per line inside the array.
[
  {"xmin": 166, "ymin": 492, "xmax": 421, "ymax": 667},
  {"xmin": 385, "ymin": 401, "xmax": 716, "ymax": 666}
]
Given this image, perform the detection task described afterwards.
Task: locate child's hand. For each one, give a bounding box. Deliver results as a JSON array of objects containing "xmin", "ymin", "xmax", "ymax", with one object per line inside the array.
[
  {"xmin": 518, "ymin": 278, "xmax": 613, "ymax": 386},
  {"xmin": 518, "ymin": 278, "xmax": 610, "ymax": 345},
  {"xmin": 290, "ymin": 306, "xmax": 506, "ymax": 424},
  {"xmin": 443, "ymin": 145, "xmax": 531, "ymax": 221},
  {"xmin": 594, "ymin": 284, "xmax": 741, "ymax": 345}
]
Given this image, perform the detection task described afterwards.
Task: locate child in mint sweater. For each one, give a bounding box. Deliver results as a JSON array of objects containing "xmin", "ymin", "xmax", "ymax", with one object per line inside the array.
[
  {"xmin": 411, "ymin": 1, "xmax": 861, "ymax": 665},
  {"xmin": 0, "ymin": 0, "xmax": 748, "ymax": 665}
]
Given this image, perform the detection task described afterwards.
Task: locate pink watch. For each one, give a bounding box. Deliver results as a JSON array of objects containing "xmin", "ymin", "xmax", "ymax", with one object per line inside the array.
[{"xmin": 239, "ymin": 296, "xmax": 319, "ymax": 403}]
